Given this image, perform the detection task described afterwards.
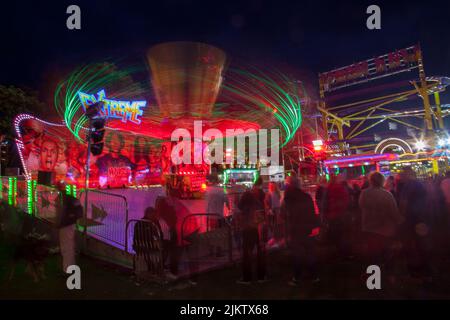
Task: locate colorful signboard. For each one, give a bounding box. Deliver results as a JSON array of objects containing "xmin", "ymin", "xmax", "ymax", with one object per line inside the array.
[
  {"xmin": 78, "ymin": 89, "xmax": 146, "ymax": 124},
  {"xmin": 319, "ymin": 44, "xmax": 421, "ymax": 93}
]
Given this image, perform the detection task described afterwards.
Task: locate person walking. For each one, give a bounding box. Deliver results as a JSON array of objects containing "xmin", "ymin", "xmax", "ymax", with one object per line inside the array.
[
  {"xmin": 206, "ymin": 174, "xmax": 230, "ymax": 257},
  {"xmin": 384, "ymin": 175, "xmax": 396, "ymax": 194},
  {"xmin": 323, "ymin": 175, "xmax": 351, "ymax": 259},
  {"xmin": 359, "ymin": 172, "xmax": 403, "ymax": 282},
  {"xmin": 440, "ymin": 172, "xmax": 450, "ymax": 251},
  {"xmin": 265, "ymin": 182, "xmax": 282, "ymax": 246},
  {"xmin": 397, "ymin": 168, "xmax": 431, "ymax": 281},
  {"xmin": 56, "ymin": 180, "xmax": 83, "ymax": 273},
  {"xmin": 282, "ymin": 175, "xmax": 319, "ymax": 286},
  {"xmin": 155, "ymin": 196, "xmax": 179, "ymax": 277},
  {"xmin": 236, "ymin": 178, "xmax": 266, "ymax": 284},
  {"xmin": 206, "ymin": 175, "xmax": 230, "ymax": 218}
]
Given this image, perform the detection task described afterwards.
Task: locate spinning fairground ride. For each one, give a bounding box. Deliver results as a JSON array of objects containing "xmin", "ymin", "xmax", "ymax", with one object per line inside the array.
[
  {"xmin": 14, "ymin": 42, "xmax": 306, "ymax": 198},
  {"xmin": 317, "ymin": 44, "xmax": 450, "ymax": 180}
]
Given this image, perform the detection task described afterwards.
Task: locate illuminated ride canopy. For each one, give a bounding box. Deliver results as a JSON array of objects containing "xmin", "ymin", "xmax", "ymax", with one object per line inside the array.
[{"xmin": 15, "ymin": 42, "xmax": 304, "ymax": 188}]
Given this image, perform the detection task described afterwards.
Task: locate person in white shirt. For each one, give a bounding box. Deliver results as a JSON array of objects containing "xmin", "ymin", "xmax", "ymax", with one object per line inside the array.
[
  {"xmin": 206, "ymin": 175, "xmax": 230, "ymax": 218},
  {"xmin": 206, "ymin": 175, "xmax": 230, "ymax": 257}
]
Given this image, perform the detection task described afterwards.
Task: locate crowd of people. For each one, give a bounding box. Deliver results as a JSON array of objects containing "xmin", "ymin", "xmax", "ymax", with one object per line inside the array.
[
  {"xmin": 213, "ymin": 168, "xmax": 450, "ymax": 287},
  {"xmin": 132, "ymin": 168, "xmax": 450, "ymax": 288},
  {"xmin": 8, "ymin": 167, "xmax": 448, "ymax": 288}
]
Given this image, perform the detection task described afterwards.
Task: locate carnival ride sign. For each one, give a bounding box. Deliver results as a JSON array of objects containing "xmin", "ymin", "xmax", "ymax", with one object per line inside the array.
[
  {"xmin": 319, "ymin": 44, "xmax": 421, "ymax": 93},
  {"xmin": 78, "ymin": 89, "xmax": 146, "ymax": 124},
  {"xmin": 15, "ymin": 114, "xmax": 164, "ymax": 188}
]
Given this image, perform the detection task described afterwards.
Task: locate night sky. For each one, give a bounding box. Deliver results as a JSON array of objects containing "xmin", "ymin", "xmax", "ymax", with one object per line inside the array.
[{"xmin": 1, "ymin": 0, "xmax": 450, "ymax": 103}]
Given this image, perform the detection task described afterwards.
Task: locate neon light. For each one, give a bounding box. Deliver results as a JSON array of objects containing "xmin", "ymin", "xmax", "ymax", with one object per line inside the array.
[
  {"xmin": 64, "ymin": 184, "xmax": 77, "ymax": 197},
  {"xmin": 27, "ymin": 180, "xmax": 34, "ymax": 215},
  {"xmin": 14, "ymin": 114, "xmax": 67, "ymax": 180},
  {"xmin": 324, "ymin": 153, "xmax": 398, "ymax": 166},
  {"xmin": 313, "ymin": 139, "xmax": 324, "ymax": 151},
  {"xmin": 78, "ymin": 89, "xmax": 146, "ymax": 125},
  {"xmin": 8, "ymin": 177, "xmax": 17, "ymax": 206}
]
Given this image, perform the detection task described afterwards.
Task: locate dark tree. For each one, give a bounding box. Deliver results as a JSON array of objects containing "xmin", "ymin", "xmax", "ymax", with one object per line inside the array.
[{"xmin": 0, "ymin": 85, "xmax": 47, "ymax": 138}]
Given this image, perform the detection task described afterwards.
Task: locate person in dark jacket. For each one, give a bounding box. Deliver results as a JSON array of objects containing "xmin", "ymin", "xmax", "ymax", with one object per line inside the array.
[
  {"xmin": 397, "ymin": 168, "xmax": 432, "ymax": 280},
  {"xmin": 282, "ymin": 175, "xmax": 319, "ymax": 286},
  {"xmin": 155, "ymin": 196, "xmax": 179, "ymax": 276},
  {"xmin": 236, "ymin": 178, "xmax": 266, "ymax": 284},
  {"xmin": 315, "ymin": 177, "xmax": 327, "ymax": 222},
  {"xmin": 56, "ymin": 180, "xmax": 83, "ymax": 273},
  {"xmin": 323, "ymin": 175, "xmax": 352, "ymax": 258}
]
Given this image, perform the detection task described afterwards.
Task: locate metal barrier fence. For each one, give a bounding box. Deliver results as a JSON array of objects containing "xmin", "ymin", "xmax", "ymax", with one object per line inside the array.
[
  {"xmin": 125, "ymin": 219, "xmax": 165, "ymax": 282},
  {"xmin": 0, "ymin": 176, "xmax": 18, "ymax": 205},
  {"xmin": 0, "ymin": 176, "xmax": 9, "ymax": 200},
  {"xmin": 79, "ymin": 189, "xmax": 129, "ymax": 250},
  {"xmin": 16, "ymin": 179, "xmax": 34, "ymax": 214}
]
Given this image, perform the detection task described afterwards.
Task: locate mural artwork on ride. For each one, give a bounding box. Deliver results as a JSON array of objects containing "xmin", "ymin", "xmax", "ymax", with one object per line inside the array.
[{"xmin": 16, "ymin": 117, "xmax": 164, "ymax": 188}]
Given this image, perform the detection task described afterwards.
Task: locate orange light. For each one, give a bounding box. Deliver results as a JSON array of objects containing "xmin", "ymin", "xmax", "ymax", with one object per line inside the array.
[
  {"xmin": 312, "ymin": 139, "xmax": 324, "ymax": 152},
  {"xmin": 201, "ymin": 183, "xmax": 207, "ymax": 191}
]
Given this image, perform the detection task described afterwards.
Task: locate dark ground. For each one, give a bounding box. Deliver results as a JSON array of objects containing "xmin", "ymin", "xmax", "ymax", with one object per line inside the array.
[{"xmin": 2, "ymin": 236, "xmax": 450, "ymax": 300}]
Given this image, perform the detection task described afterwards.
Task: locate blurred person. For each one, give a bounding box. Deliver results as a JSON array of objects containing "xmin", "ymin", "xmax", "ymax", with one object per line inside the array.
[
  {"xmin": 440, "ymin": 172, "xmax": 450, "ymax": 251},
  {"xmin": 155, "ymin": 196, "xmax": 179, "ymax": 277},
  {"xmin": 56, "ymin": 180, "xmax": 83, "ymax": 273},
  {"xmin": 236, "ymin": 178, "xmax": 267, "ymax": 284},
  {"xmin": 361, "ymin": 176, "xmax": 370, "ymax": 190},
  {"xmin": 265, "ymin": 182, "xmax": 282, "ymax": 245},
  {"xmin": 315, "ymin": 177, "xmax": 328, "ymax": 222},
  {"xmin": 359, "ymin": 172, "xmax": 403, "ymax": 282},
  {"xmin": 252, "ymin": 177, "xmax": 266, "ymax": 211},
  {"xmin": 441, "ymin": 171, "xmax": 450, "ymax": 215},
  {"xmin": 206, "ymin": 174, "xmax": 230, "ymax": 257},
  {"xmin": 350, "ymin": 183, "xmax": 362, "ymax": 240},
  {"xmin": 424, "ymin": 176, "xmax": 448, "ymax": 260},
  {"xmin": 252, "ymin": 177, "xmax": 268, "ymax": 255},
  {"xmin": 282, "ymin": 175, "xmax": 319, "ymax": 286},
  {"xmin": 323, "ymin": 174, "xmax": 352, "ymax": 259},
  {"xmin": 397, "ymin": 167, "xmax": 432, "ymax": 280},
  {"xmin": 384, "ymin": 175, "xmax": 395, "ymax": 194},
  {"xmin": 206, "ymin": 174, "xmax": 230, "ymax": 219}
]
